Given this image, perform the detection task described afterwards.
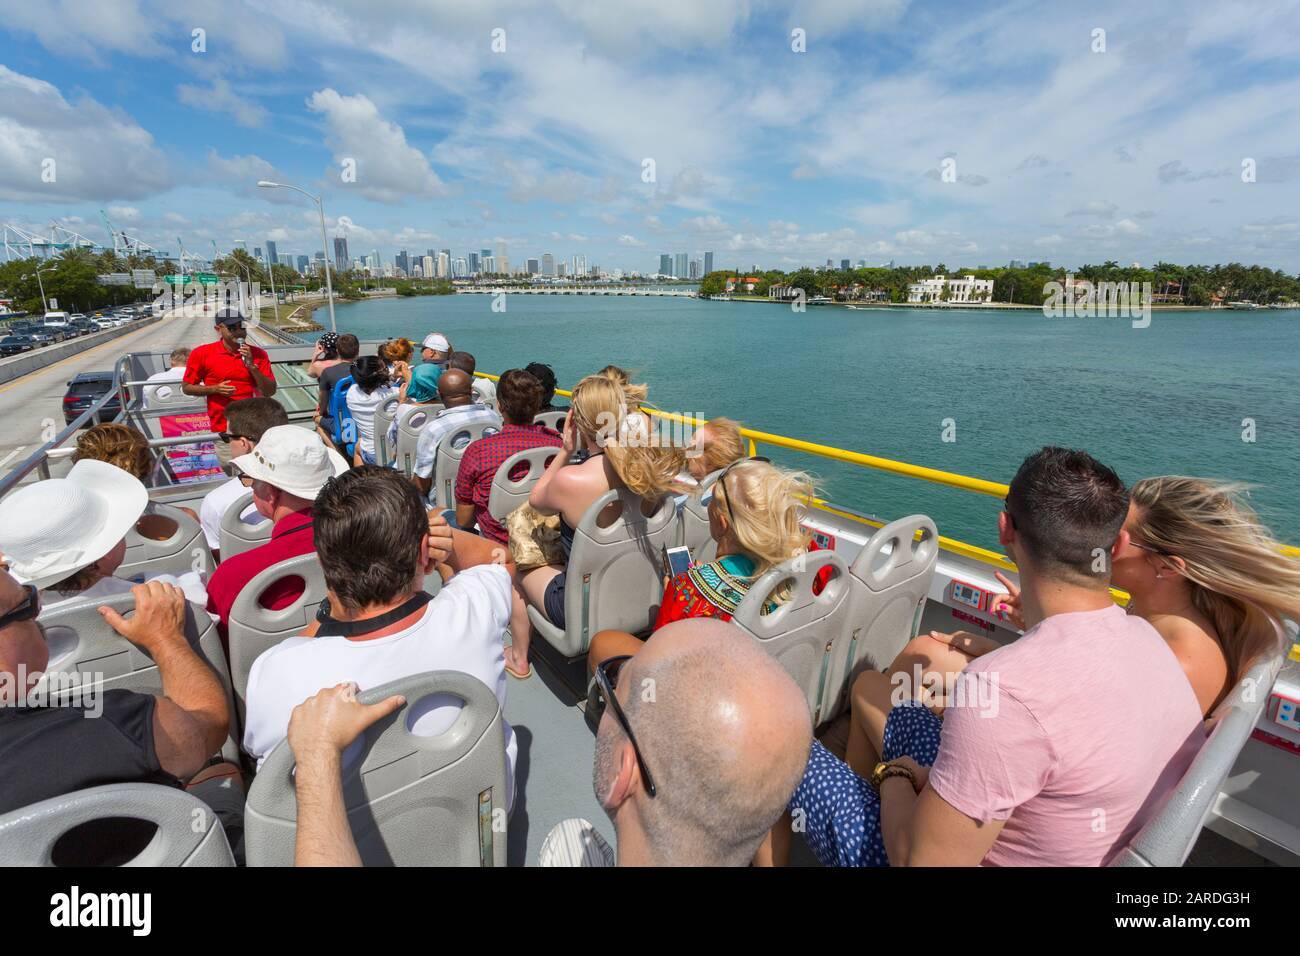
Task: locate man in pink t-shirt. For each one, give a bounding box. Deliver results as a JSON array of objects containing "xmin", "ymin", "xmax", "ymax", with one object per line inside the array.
[{"xmin": 790, "ymin": 447, "xmax": 1204, "ymax": 866}]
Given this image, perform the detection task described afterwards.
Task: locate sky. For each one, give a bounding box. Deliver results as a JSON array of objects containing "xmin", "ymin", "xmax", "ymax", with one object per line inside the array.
[{"xmin": 2, "ymin": 0, "xmax": 1300, "ymax": 274}]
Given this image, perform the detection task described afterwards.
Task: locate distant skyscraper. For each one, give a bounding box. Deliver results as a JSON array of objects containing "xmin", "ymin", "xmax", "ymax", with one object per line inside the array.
[
  {"xmin": 689, "ymin": 259, "xmax": 700, "ymax": 280},
  {"xmin": 468, "ymin": 252, "xmax": 480, "ymax": 274},
  {"xmin": 659, "ymin": 254, "xmax": 672, "ymax": 276},
  {"xmin": 527, "ymin": 258, "xmax": 540, "ymax": 275},
  {"xmin": 481, "ymin": 249, "xmax": 491, "ymax": 264},
  {"xmin": 297, "ymin": 254, "xmax": 309, "ymax": 273},
  {"xmin": 254, "ymin": 246, "xmax": 262, "ymax": 260},
  {"xmin": 841, "ymin": 259, "xmax": 850, "ymax": 271},
  {"xmin": 422, "ymin": 255, "xmax": 434, "ymax": 279},
  {"xmin": 396, "ymin": 250, "xmax": 409, "ymax": 275},
  {"xmin": 333, "ymin": 237, "xmax": 349, "ymax": 273},
  {"xmin": 542, "ymin": 253, "xmax": 555, "ymax": 277},
  {"xmin": 674, "ymin": 253, "xmax": 687, "ymax": 278},
  {"xmin": 437, "ymin": 252, "xmax": 450, "ymax": 278},
  {"xmin": 265, "ymin": 241, "xmax": 277, "ymax": 268},
  {"xmin": 496, "ymin": 242, "xmax": 509, "ymax": 276},
  {"xmin": 704, "ymin": 251, "xmax": 713, "ymax": 275}
]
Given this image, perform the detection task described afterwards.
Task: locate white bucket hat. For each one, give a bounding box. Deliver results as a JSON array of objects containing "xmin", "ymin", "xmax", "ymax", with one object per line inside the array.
[
  {"xmin": 422, "ymin": 333, "xmax": 450, "ymax": 352},
  {"xmin": 0, "ymin": 459, "xmax": 149, "ymax": 590},
  {"xmin": 233, "ymin": 425, "xmax": 348, "ymax": 500}
]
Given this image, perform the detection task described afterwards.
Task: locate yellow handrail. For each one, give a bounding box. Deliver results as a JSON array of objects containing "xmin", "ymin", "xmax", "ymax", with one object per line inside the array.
[{"xmin": 476, "ymin": 371, "xmax": 1300, "ymax": 559}]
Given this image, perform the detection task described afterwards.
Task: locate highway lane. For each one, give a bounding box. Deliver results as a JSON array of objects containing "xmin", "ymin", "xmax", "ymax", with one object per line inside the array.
[{"xmin": 0, "ymin": 312, "xmax": 221, "ymax": 482}]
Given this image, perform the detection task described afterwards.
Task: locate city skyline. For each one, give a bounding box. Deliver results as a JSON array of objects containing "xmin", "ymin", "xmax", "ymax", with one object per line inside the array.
[{"xmin": 2, "ymin": 1, "xmax": 1299, "ymax": 273}]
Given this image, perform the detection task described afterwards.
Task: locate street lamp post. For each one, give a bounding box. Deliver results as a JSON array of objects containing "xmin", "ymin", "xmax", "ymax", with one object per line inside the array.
[
  {"xmin": 22, "ymin": 262, "xmax": 53, "ymax": 313},
  {"xmin": 260, "ymin": 252, "xmax": 279, "ymax": 325},
  {"xmin": 256, "ymin": 180, "xmax": 336, "ymax": 333}
]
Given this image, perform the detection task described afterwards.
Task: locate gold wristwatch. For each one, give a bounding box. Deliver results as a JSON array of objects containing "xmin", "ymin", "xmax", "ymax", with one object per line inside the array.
[{"xmin": 870, "ymin": 760, "xmax": 917, "ymax": 791}]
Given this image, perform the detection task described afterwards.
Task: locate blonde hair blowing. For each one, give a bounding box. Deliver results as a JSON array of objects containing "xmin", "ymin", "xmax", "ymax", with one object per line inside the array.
[
  {"xmin": 598, "ymin": 365, "xmax": 648, "ymax": 405},
  {"xmin": 570, "ymin": 373, "xmax": 687, "ymax": 499},
  {"xmin": 698, "ymin": 417, "xmax": 745, "ymax": 474},
  {"xmin": 713, "ymin": 460, "xmax": 815, "ymax": 577},
  {"xmin": 1130, "ymin": 476, "xmax": 1300, "ymax": 686}
]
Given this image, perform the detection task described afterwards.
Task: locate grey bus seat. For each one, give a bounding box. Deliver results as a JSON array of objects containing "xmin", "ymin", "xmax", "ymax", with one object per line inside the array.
[
  {"xmin": 244, "ymin": 671, "xmax": 508, "ymax": 866},
  {"xmin": 527, "ymin": 489, "xmax": 678, "ymax": 658},
  {"xmin": 678, "ymin": 468, "xmax": 724, "ymax": 563},
  {"xmin": 393, "ymin": 404, "xmax": 444, "ymax": 476},
  {"xmin": 374, "ymin": 395, "xmax": 401, "ymax": 465},
  {"xmin": 218, "ymin": 489, "xmax": 272, "ymax": 561},
  {"xmin": 487, "ymin": 446, "xmax": 561, "ymax": 522},
  {"xmin": 227, "ymin": 553, "xmax": 329, "ymax": 723},
  {"xmin": 0, "ymin": 783, "xmax": 235, "ymax": 867},
  {"xmin": 118, "ymin": 501, "xmax": 214, "ymax": 579},
  {"xmin": 534, "ymin": 409, "xmax": 567, "ymax": 432},
  {"xmin": 730, "ymin": 548, "xmax": 852, "ymax": 725},
  {"xmin": 1110, "ymin": 652, "xmax": 1284, "ymax": 867},
  {"xmin": 36, "ymin": 593, "xmax": 240, "ymax": 761},
  {"xmin": 148, "ymin": 385, "xmax": 206, "ymax": 409},
  {"xmin": 822, "ymin": 515, "xmax": 939, "ymax": 719},
  {"xmin": 429, "ymin": 419, "xmax": 501, "ymax": 510}
]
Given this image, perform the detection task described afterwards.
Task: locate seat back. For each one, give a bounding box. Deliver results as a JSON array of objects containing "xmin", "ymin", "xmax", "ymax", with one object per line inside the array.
[
  {"xmin": 36, "ymin": 593, "xmax": 240, "ymax": 760},
  {"xmin": 824, "ymin": 515, "xmax": 939, "ymax": 718},
  {"xmin": 0, "ymin": 783, "xmax": 235, "ymax": 867},
  {"xmin": 218, "ymin": 489, "xmax": 272, "ymax": 561},
  {"xmin": 331, "ymin": 374, "xmax": 355, "ymax": 457},
  {"xmin": 245, "ymin": 671, "xmax": 508, "ymax": 866},
  {"xmin": 374, "ymin": 395, "xmax": 401, "ymax": 465},
  {"xmin": 487, "ymin": 445, "xmax": 561, "ymax": 521},
  {"xmin": 533, "ymin": 409, "xmax": 567, "ymax": 432},
  {"xmin": 118, "ymin": 501, "xmax": 214, "ymax": 579},
  {"xmin": 430, "ymin": 418, "xmax": 501, "ymax": 509},
  {"xmin": 148, "ymin": 384, "xmax": 204, "ymax": 408},
  {"xmin": 472, "ymin": 380, "xmax": 496, "ymax": 409},
  {"xmin": 226, "ymin": 553, "xmax": 329, "ymax": 722},
  {"xmin": 528, "ymin": 490, "xmax": 678, "ymax": 657},
  {"xmin": 394, "ymin": 405, "xmax": 439, "ymax": 477},
  {"xmin": 1109, "ymin": 652, "xmax": 1284, "ymax": 867},
  {"xmin": 731, "ymin": 549, "xmax": 852, "ymax": 724},
  {"xmin": 678, "ymin": 468, "xmax": 723, "ymax": 563}
]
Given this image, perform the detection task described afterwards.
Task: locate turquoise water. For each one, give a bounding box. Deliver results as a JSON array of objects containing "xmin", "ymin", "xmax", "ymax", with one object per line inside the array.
[{"xmin": 324, "ymin": 295, "xmax": 1300, "ymax": 552}]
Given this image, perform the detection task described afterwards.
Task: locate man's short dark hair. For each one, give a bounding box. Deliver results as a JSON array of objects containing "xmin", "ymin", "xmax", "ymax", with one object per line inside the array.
[
  {"xmin": 1006, "ymin": 447, "xmax": 1129, "ymax": 584},
  {"xmin": 337, "ymin": 334, "xmax": 360, "ymax": 360},
  {"xmin": 497, "ymin": 369, "xmax": 544, "ymax": 425},
  {"xmin": 224, "ymin": 397, "xmax": 288, "ymax": 443},
  {"xmin": 314, "ymin": 467, "xmax": 426, "ymax": 612},
  {"xmin": 449, "ymin": 351, "xmax": 476, "ymax": 374},
  {"xmin": 525, "ymin": 362, "xmax": 557, "ymax": 405}
]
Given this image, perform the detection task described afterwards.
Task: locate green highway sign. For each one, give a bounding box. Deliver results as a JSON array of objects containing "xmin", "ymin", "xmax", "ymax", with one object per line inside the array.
[{"xmin": 163, "ymin": 272, "xmax": 220, "ymax": 286}]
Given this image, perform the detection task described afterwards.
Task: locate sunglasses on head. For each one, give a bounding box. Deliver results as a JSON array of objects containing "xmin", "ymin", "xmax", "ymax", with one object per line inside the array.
[
  {"xmin": 219, "ymin": 432, "xmax": 252, "ymax": 444},
  {"xmin": 593, "ymin": 655, "xmax": 657, "ymax": 798},
  {"xmin": 715, "ymin": 455, "xmax": 771, "ymax": 526}
]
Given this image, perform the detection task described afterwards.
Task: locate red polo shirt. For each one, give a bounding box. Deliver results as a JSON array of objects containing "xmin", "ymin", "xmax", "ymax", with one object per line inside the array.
[
  {"xmin": 183, "ymin": 339, "xmax": 274, "ymax": 431},
  {"xmin": 207, "ymin": 508, "xmax": 316, "ymax": 638}
]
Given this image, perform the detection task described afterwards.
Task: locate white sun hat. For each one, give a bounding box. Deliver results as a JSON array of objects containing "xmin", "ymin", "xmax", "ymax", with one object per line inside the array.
[
  {"xmin": 232, "ymin": 425, "xmax": 349, "ymax": 500},
  {"xmin": 0, "ymin": 459, "xmax": 149, "ymax": 590},
  {"xmin": 422, "ymin": 332, "xmax": 450, "ymax": 352}
]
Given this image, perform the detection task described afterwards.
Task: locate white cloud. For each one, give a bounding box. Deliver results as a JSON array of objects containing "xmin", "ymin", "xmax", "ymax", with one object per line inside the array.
[
  {"xmin": 617, "ymin": 234, "xmax": 644, "ymax": 246},
  {"xmin": 306, "ymin": 88, "xmax": 447, "ymax": 203},
  {"xmin": 177, "ymin": 77, "xmax": 267, "ymax": 128},
  {"xmin": 0, "ymin": 66, "xmax": 170, "ymax": 201},
  {"xmin": 107, "ymin": 205, "xmax": 141, "ymax": 222}
]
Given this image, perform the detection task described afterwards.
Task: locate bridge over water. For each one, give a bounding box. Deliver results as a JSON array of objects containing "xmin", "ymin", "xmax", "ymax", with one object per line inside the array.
[{"xmin": 457, "ymin": 287, "xmax": 697, "ymax": 297}]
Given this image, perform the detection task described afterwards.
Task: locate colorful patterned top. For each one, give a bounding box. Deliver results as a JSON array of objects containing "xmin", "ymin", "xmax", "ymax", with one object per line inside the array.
[{"xmin": 654, "ymin": 554, "xmax": 776, "ymax": 629}]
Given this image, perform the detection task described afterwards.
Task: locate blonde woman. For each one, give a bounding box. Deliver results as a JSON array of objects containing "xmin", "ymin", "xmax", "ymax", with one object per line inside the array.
[
  {"xmin": 506, "ymin": 372, "xmax": 687, "ymax": 678},
  {"xmin": 588, "ymin": 458, "xmax": 815, "ymax": 671},
  {"xmin": 687, "ymin": 416, "xmax": 745, "ymax": 480},
  {"xmin": 845, "ymin": 475, "xmax": 1300, "ymax": 777}
]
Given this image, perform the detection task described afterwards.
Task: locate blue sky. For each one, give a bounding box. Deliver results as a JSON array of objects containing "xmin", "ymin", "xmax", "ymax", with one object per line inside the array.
[{"xmin": 2, "ymin": 0, "xmax": 1299, "ymax": 273}]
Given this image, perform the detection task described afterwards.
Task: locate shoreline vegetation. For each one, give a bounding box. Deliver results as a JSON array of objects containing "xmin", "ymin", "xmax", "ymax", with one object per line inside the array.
[{"xmin": 696, "ymin": 263, "xmax": 1300, "ymax": 309}]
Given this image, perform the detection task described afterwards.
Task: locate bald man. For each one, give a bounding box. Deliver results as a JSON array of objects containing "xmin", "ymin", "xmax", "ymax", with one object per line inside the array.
[
  {"xmin": 542, "ymin": 618, "xmax": 813, "ymax": 866},
  {"xmin": 411, "ymin": 368, "xmax": 502, "ymax": 499}
]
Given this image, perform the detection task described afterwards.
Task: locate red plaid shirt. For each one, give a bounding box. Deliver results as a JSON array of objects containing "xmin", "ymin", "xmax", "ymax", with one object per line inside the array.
[{"xmin": 455, "ymin": 423, "xmax": 563, "ymax": 543}]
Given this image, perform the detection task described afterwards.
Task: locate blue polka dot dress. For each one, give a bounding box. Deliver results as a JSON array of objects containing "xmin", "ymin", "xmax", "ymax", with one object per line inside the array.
[{"xmin": 789, "ymin": 700, "xmax": 944, "ymax": 867}]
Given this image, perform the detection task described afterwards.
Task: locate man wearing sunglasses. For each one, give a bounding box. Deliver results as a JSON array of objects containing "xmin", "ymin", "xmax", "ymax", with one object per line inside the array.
[
  {"xmin": 552, "ymin": 618, "xmax": 811, "ymax": 866},
  {"xmin": 0, "ymin": 572, "xmax": 230, "ymax": 821},
  {"xmin": 198, "ymin": 397, "xmax": 289, "ymax": 559},
  {"xmin": 182, "ymin": 310, "xmax": 278, "ymax": 469}
]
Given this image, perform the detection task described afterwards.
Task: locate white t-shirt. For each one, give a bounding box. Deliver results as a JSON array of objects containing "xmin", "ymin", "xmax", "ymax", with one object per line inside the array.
[
  {"xmin": 199, "ymin": 475, "xmax": 268, "ymax": 551},
  {"xmin": 242, "ymin": 564, "xmax": 517, "ymax": 807},
  {"xmin": 142, "ymin": 367, "xmax": 186, "ymax": 407},
  {"xmin": 346, "ymin": 384, "xmax": 400, "ymax": 458}
]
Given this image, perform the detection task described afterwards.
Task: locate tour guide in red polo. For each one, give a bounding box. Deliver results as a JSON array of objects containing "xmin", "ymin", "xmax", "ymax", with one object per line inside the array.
[
  {"xmin": 206, "ymin": 425, "xmax": 349, "ymax": 638},
  {"xmin": 183, "ymin": 309, "xmax": 277, "ymax": 467}
]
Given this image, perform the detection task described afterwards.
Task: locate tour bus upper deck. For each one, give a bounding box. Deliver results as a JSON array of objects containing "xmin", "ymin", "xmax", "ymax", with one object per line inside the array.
[{"xmin": 1, "ymin": 340, "xmax": 1295, "ymax": 866}]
